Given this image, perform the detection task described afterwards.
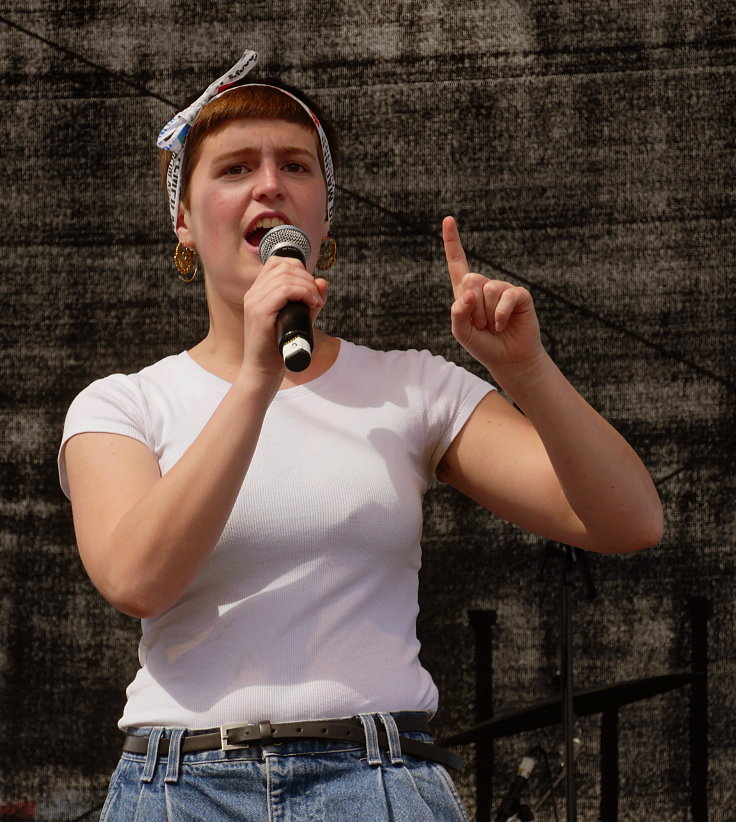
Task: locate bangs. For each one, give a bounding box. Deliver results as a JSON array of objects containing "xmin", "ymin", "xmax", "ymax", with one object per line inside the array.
[
  {"xmin": 191, "ymin": 84, "xmax": 316, "ymax": 138},
  {"xmin": 159, "ymin": 84, "xmax": 339, "ymax": 209}
]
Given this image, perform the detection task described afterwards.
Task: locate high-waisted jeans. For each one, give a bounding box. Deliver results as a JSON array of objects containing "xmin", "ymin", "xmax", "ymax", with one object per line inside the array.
[{"xmin": 100, "ymin": 713, "xmax": 470, "ymax": 821}]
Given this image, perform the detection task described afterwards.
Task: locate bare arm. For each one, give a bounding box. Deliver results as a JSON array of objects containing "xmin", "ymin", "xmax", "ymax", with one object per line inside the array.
[
  {"xmin": 65, "ymin": 256, "xmax": 327, "ymax": 618},
  {"xmin": 65, "ymin": 375, "xmax": 274, "ymax": 619},
  {"xmin": 437, "ymin": 217, "xmax": 663, "ymax": 553}
]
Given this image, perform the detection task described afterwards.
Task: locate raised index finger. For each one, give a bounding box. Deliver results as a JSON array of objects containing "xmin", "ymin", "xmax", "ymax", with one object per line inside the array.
[{"xmin": 442, "ymin": 215, "xmax": 470, "ymax": 298}]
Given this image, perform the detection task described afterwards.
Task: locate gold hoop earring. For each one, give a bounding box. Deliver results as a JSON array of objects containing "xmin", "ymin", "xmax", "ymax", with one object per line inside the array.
[
  {"xmin": 317, "ymin": 237, "xmax": 337, "ymax": 271},
  {"xmin": 174, "ymin": 242, "xmax": 198, "ymax": 282}
]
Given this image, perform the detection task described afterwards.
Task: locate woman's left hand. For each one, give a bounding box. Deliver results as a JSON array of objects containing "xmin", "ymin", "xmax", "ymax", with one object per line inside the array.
[
  {"xmin": 443, "ymin": 216, "xmax": 544, "ymax": 379},
  {"xmin": 439, "ymin": 216, "xmax": 664, "ymax": 554}
]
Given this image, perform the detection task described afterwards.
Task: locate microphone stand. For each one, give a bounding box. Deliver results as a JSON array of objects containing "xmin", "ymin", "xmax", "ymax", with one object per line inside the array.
[{"xmin": 548, "ymin": 543, "xmax": 596, "ymax": 822}]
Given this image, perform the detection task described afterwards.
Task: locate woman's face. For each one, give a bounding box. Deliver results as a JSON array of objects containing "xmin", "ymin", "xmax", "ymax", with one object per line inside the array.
[{"xmin": 176, "ymin": 118, "xmax": 329, "ymax": 297}]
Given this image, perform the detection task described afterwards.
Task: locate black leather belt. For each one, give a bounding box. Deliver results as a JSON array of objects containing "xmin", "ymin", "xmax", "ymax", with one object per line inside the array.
[{"xmin": 123, "ymin": 716, "xmax": 463, "ymax": 771}]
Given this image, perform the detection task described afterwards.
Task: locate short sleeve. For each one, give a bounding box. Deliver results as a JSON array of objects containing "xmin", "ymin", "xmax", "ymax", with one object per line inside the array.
[
  {"xmin": 415, "ymin": 351, "xmax": 495, "ymax": 475},
  {"xmin": 58, "ymin": 374, "xmax": 151, "ymax": 498}
]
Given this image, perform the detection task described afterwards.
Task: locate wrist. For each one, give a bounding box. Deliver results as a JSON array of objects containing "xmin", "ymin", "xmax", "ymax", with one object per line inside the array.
[
  {"xmin": 230, "ymin": 366, "xmax": 282, "ymax": 409},
  {"xmin": 487, "ymin": 348, "xmax": 556, "ymax": 398}
]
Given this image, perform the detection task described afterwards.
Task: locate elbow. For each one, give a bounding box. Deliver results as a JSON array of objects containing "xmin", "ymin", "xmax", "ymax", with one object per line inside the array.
[
  {"xmin": 633, "ymin": 483, "xmax": 666, "ymax": 550},
  {"xmin": 80, "ymin": 539, "xmax": 185, "ymax": 619},
  {"xmin": 643, "ymin": 514, "xmax": 665, "ymax": 550},
  {"xmin": 636, "ymin": 499, "xmax": 665, "ymax": 551},
  {"xmin": 598, "ymin": 508, "xmax": 665, "ymax": 555},
  {"xmin": 611, "ymin": 527, "xmax": 662, "ymax": 554},
  {"xmin": 577, "ymin": 491, "xmax": 664, "ymax": 554},
  {"xmin": 112, "ymin": 597, "xmax": 167, "ymax": 621},
  {"xmin": 115, "ymin": 586, "xmax": 178, "ymax": 619},
  {"xmin": 99, "ymin": 577, "xmax": 176, "ymax": 620}
]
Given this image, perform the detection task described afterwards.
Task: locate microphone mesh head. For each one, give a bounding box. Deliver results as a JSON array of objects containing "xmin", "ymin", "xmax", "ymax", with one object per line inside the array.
[{"xmin": 258, "ymin": 225, "xmax": 311, "ymax": 265}]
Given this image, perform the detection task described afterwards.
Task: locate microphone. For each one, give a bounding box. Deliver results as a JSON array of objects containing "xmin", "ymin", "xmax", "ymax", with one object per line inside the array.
[
  {"xmin": 258, "ymin": 224, "xmax": 313, "ymax": 373},
  {"xmin": 495, "ymin": 747, "xmax": 541, "ymax": 822}
]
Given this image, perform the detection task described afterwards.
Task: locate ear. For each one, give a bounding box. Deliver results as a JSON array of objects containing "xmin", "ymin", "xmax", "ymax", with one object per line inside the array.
[{"xmin": 176, "ymin": 205, "xmax": 194, "ymax": 247}]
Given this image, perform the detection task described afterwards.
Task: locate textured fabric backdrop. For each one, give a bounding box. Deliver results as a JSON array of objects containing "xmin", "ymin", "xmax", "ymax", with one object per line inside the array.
[{"xmin": 1, "ymin": 2, "xmax": 734, "ymax": 819}]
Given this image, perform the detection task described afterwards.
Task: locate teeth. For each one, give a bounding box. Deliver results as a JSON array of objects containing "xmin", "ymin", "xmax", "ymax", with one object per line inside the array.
[{"xmin": 252, "ymin": 216, "xmax": 286, "ymax": 231}]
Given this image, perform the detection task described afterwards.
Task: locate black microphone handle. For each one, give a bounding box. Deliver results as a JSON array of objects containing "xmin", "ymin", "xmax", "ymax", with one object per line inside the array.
[
  {"xmin": 496, "ymin": 748, "xmax": 542, "ymax": 822},
  {"xmin": 272, "ymin": 246, "xmax": 313, "ymax": 373},
  {"xmin": 276, "ymin": 300, "xmax": 313, "ymax": 372},
  {"xmin": 496, "ymin": 775, "xmax": 528, "ymax": 822}
]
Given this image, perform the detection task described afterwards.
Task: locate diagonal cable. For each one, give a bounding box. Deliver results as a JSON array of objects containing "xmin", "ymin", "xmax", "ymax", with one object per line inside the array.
[
  {"xmin": 3, "ymin": 13, "xmax": 733, "ymax": 395},
  {"xmin": 340, "ymin": 186, "xmax": 735, "ymax": 392},
  {"xmin": 0, "ymin": 14, "xmax": 174, "ymax": 107}
]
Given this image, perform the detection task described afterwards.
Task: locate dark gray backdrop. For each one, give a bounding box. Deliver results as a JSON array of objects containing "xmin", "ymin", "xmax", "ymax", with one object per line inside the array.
[{"xmin": 1, "ymin": 2, "xmax": 734, "ymax": 819}]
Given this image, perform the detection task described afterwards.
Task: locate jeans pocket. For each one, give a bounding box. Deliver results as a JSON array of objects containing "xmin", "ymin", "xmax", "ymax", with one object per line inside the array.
[
  {"xmin": 99, "ymin": 756, "xmax": 150, "ymax": 822},
  {"xmin": 433, "ymin": 763, "xmax": 471, "ymax": 822},
  {"xmin": 399, "ymin": 759, "xmax": 471, "ymax": 822},
  {"xmin": 98, "ymin": 758, "xmax": 127, "ymax": 822}
]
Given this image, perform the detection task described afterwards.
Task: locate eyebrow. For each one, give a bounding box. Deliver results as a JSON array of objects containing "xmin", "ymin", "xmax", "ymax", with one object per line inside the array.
[{"xmin": 212, "ymin": 146, "xmax": 318, "ymax": 165}]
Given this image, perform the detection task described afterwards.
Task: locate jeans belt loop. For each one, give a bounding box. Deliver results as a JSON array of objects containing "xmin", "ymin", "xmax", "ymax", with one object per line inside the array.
[
  {"xmin": 357, "ymin": 714, "xmax": 382, "ymax": 766},
  {"xmin": 140, "ymin": 727, "xmax": 164, "ymax": 783},
  {"xmin": 378, "ymin": 713, "xmax": 404, "ymax": 766},
  {"xmin": 164, "ymin": 728, "xmax": 186, "ymax": 784}
]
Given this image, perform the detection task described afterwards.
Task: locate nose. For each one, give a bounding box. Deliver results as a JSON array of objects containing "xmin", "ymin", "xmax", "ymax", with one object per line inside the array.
[{"xmin": 252, "ymin": 161, "xmax": 283, "ymax": 201}]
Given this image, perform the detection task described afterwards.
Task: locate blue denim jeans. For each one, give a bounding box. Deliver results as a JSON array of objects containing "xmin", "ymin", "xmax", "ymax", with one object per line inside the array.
[{"xmin": 100, "ymin": 713, "xmax": 469, "ymax": 821}]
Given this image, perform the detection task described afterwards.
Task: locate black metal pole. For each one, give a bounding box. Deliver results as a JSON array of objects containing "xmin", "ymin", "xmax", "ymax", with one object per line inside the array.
[
  {"xmin": 688, "ymin": 596, "xmax": 711, "ymax": 822},
  {"xmin": 561, "ymin": 547, "xmax": 577, "ymax": 822},
  {"xmin": 469, "ymin": 609, "xmax": 497, "ymax": 821}
]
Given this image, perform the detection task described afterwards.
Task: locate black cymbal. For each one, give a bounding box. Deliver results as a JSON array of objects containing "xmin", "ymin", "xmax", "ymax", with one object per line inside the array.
[{"xmin": 439, "ymin": 673, "xmax": 699, "ymax": 746}]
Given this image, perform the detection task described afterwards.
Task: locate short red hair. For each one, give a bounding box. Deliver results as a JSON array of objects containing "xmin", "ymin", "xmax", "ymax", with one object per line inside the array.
[{"xmin": 159, "ymin": 83, "xmax": 340, "ymax": 210}]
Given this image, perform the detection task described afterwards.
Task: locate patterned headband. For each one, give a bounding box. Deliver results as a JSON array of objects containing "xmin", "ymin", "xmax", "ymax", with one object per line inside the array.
[{"xmin": 157, "ymin": 49, "xmax": 335, "ymax": 232}]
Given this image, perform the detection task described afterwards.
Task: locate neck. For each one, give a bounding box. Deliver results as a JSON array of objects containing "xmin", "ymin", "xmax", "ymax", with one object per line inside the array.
[{"xmin": 189, "ymin": 325, "xmax": 339, "ymax": 388}]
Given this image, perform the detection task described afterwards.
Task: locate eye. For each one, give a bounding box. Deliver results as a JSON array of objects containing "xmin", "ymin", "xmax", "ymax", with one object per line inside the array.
[
  {"xmin": 224, "ymin": 163, "xmax": 248, "ymax": 176},
  {"xmin": 283, "ymin": 161, "xmax": 308, "ymax": 173}
]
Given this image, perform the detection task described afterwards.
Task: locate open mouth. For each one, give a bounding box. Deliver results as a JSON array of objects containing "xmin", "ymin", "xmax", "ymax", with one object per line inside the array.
[{"xmin": 245, "ymin": 216, "xmax": 287, "ymax": 248}]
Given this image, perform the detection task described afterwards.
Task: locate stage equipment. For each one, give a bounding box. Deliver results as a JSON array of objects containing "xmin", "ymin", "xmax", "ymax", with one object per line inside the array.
[{"xmin": 439, "ymin": 551, "xmax": 710, "ymax": 822}]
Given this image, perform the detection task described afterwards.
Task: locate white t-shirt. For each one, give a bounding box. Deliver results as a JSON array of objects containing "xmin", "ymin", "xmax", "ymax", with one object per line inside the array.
[{"xmin": 59, "ymin": 340, "xmax": 493, "ymax": 729}]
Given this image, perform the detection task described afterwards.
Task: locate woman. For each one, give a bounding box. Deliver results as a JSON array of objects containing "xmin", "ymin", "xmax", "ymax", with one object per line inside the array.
[{"xmin": 59, "ymin": 50, "xmax": 663, "ymax": 820}]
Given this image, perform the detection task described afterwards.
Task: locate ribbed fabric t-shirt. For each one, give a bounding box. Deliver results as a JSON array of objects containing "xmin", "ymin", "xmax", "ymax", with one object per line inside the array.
[{"xmin": 59, "ymin": 340, "xmax": 493, "ymax": 729}]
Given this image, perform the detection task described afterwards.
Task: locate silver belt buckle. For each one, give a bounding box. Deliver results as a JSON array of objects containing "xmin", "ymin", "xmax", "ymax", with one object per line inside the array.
[{"xmin": 219, "ymin": 724, "xmax": 250, "ymax": 750}]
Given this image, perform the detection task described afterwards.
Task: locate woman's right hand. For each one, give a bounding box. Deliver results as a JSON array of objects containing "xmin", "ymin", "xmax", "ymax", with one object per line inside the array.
[
  {"xmin": 238, "ymin": 255, "xmax": 328, "ymax": 390},
  {"xmin": 64, "ymin": 242, "xmax": 333, "ymax": 620},
  {"xmin": 66, "ymin": 264, "xmax": 328, "ymax": 619},
  {"xmin": 65, "ymin": 256, "xmax": 329, "ymax": 619},
  {"xmin": 66, "ymin": 356, "xmax": 286, "ymax": 619}
]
